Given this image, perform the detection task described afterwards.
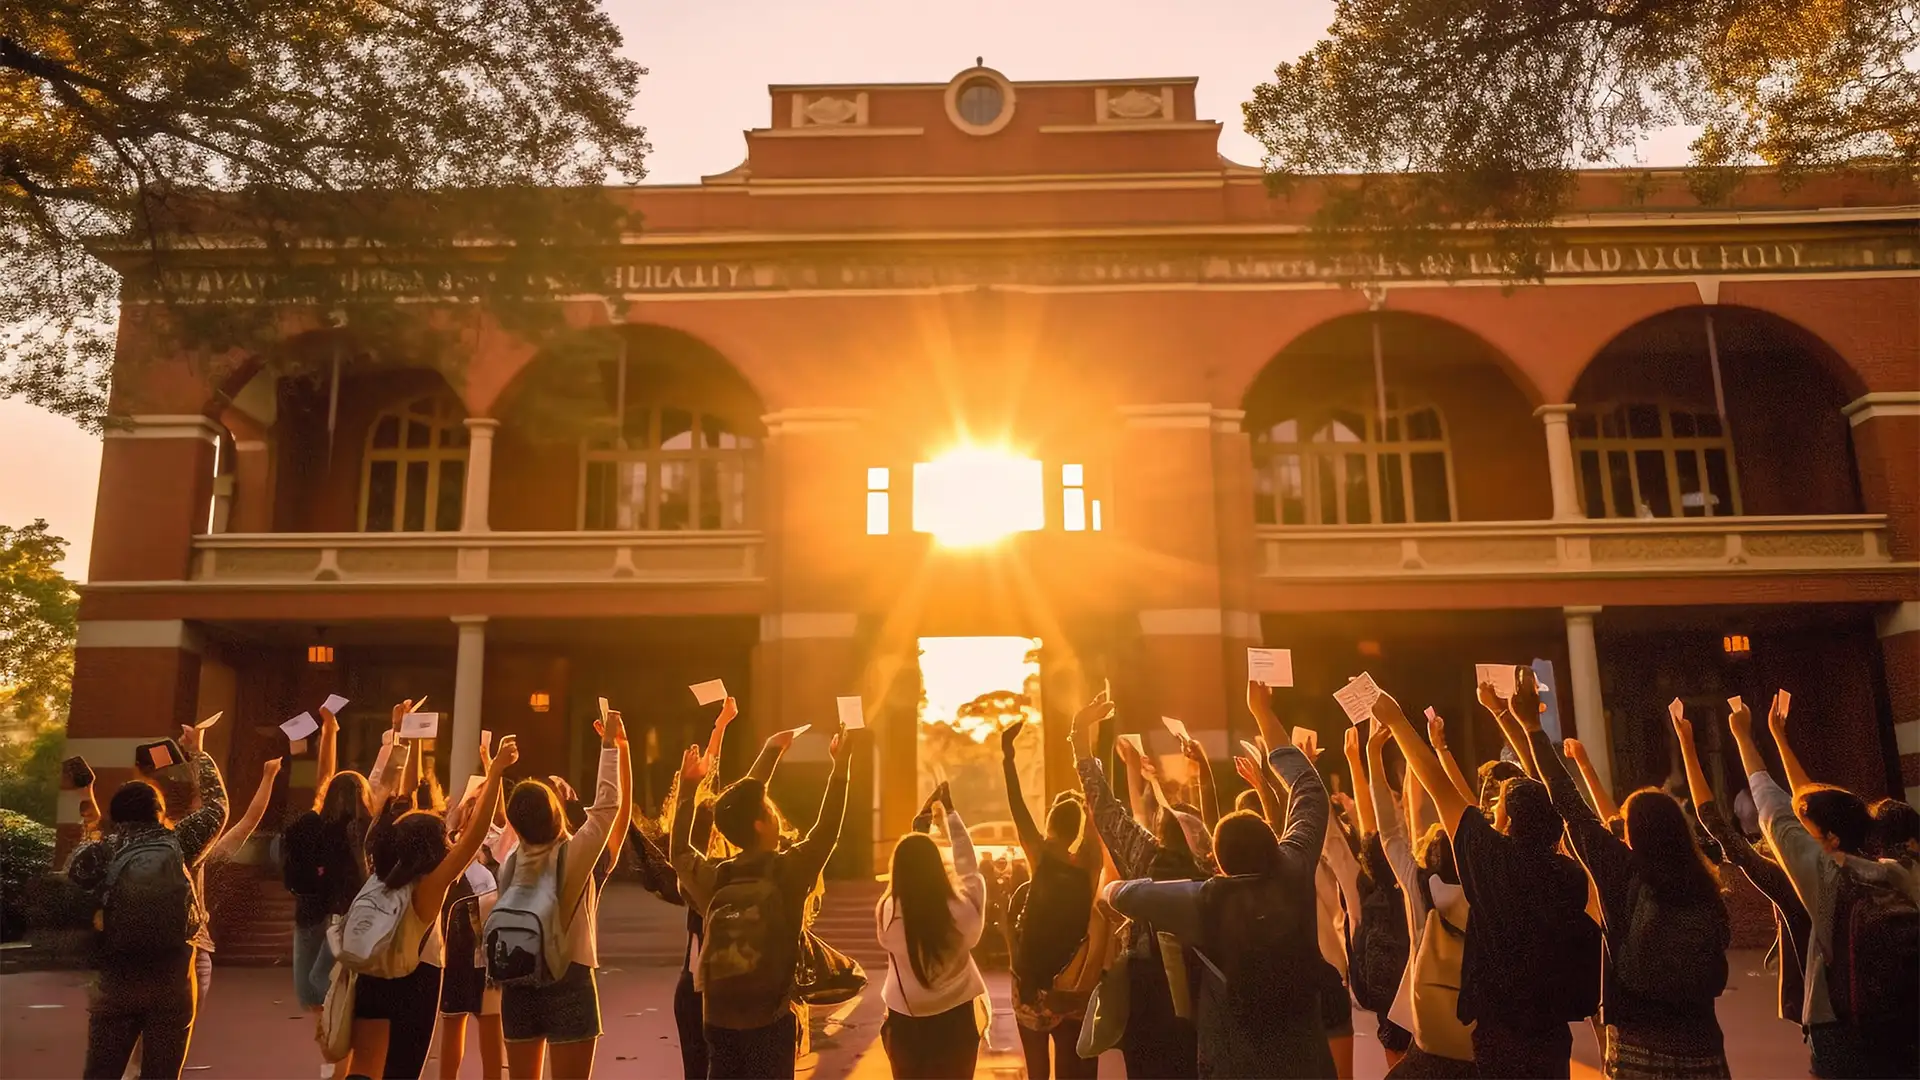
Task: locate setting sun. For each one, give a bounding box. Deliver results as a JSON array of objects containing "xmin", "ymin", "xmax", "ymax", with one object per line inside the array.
[{"xmin": 911, "ymin": 445, "xmax": 1045, "ymax": 548}]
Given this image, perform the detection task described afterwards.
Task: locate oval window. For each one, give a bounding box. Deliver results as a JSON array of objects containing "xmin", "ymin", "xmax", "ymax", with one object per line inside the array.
[{"xmin": 956, "ymin": 79, "xmax": 1004, "ymax": 126}]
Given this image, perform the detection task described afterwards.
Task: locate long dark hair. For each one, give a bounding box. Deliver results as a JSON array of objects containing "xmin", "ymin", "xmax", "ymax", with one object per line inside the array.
[
  {"xmin": 318, "ymin": 772, "xmax": 374, "ymax": 873},
  {"xmin": 886, "ymin": 833, "xmax": 960, "ymax": 987},
  {"xmin": 370, "ymin": 796, "xmax": 449, "ymax": 890},
  {"xmin": 1622, "ymin": 788, "xmax": 1722, "ymax": 907}
]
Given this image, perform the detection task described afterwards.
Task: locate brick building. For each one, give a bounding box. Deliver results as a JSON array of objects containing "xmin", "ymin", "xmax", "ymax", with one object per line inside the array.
[{"xmin": 65, "ymin": 67, "xmax": 1920, "ymax": 875}]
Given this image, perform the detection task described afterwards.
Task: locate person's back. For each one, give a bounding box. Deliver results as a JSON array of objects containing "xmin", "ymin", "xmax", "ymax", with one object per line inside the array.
[{"xmin": 1194, "ymin": 870, "xmax": 1333, "ymax": 1078}]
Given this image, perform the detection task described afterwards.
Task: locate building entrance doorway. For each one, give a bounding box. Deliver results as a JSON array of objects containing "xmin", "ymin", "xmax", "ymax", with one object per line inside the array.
[{"xmin": 914, "ymin": 636, "xmax": 1046, "ymax": 854}]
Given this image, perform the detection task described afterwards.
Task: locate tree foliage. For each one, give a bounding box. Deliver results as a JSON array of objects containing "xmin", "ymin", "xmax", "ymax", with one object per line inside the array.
[
  {"xmin": 1245, "ymin": 0, "xmax": 1919, "ymax": 276},
  {"xmin": 0, "ymin": 520, "xmax": 77, "ymax": 729},
  {"xmin": 2, "ymin": 0, "xmax": 650, "ymax": 427}
]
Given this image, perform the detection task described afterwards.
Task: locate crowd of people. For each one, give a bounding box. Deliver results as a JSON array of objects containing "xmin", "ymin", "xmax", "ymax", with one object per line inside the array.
[{"xmin": 60, "ymin": 665, "xmax": 1920, "ymax": 1079}]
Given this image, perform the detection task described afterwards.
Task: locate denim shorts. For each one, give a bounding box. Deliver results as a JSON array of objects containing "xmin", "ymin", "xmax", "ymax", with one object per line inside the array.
[
  {"xmin": 502, "ymin": 963, "xmax": 601, "ymax": 1045},
  {"xmin": 292, "ymin": 921, "xmax": 331, "ymax": 1009}
]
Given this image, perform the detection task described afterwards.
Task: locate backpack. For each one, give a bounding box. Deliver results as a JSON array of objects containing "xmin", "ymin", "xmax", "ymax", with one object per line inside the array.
[
  {"xmin": 282, "ymin": 813, "xmax": 328, "ymax": 897},
  {"xmin": 699, "ymin": 852, "xmax": 800, "ymax": 1030},
  {"xmin": 484, "ymin": 847, "xmax": 568, "ymax": 988},
  {"xmin": 99, "ymin": 831, "xmax": 193, "ymax": 959},
  {"xmin": 334, "ymin": 876, "xmax": 422, "ymax": 979},
  {"xmin": 1614, "ymin": 883, "xmax": 1729, "ymax": 1006},
  {"xmin": 1348, "ymin": 838, "xmax": 1412, "ymax": 1013},
  {"xmin": 1197, "ymin": 874, "xmax": 1317, "ymax": 1024},
  {"xmin": 1009, "ymin": 854, "xmax": 1094, "ymax": 1005},
  {"xmin": 1825, "ymin": 862, "xmax": 1920, "ymax": 1029}
]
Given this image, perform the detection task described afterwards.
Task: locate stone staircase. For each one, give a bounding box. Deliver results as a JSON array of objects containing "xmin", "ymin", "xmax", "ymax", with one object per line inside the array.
[{"xmin": 208, "ymin": 862, "xmax": 295, "ymax": 967}]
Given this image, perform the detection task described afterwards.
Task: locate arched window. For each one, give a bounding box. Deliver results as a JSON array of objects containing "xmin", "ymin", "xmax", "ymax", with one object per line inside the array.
[
  {"xmin": 581, "ymin": 406, "xmax": 757, "ymax": 530},
  {"xmin": 1252, "ymin": 400, "xmax": 1454, "ymax": 526},
  {"xmin": 360, "ymin": 395, "xmax": 468, "ymax": 532},
  {"xmin": 1571, "ymin": 403, "xmax": 1742, "ymax": 519}
]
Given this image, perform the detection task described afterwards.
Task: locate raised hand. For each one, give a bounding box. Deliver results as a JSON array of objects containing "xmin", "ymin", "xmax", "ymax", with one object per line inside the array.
[
  {"xmin": 1000, "ymin": 717, "xmax": 1027, "ymax": 759},
  {"xmin": 1766, "ymin": 689, "xmax": 1790, "ymax": 742},
  {"xmin": 766, "ymin": 727, "xmax": 801, "ymax": 752},
  {"xmin": 679, "ymin": 743, "xmax": 709, "ymax": 785},
  {"xmin": 319, "ymin": 706, "xmax": 339, "ymax": 732},
  {"xmin": 716, "ymin": 696, "xmax": 738, "ymax": 730},
  {"xmin": 1727, "ymin": 695, "xmax": 1753, "ymax": 743},
  {"xmin": 1233, "ymin": 755, "xmax": 1261, "ymax": 788},
  {"xmin": 1565, "ymin": 737, "xmax": 1593, "ymax": 762},
  {"xmin": 391, "ymin": 700, "xmax": 412, "ymax": 733},
  {"xmin": 1115, "ymin": 735, "xmax": 1142, "ymax": 768},
  {"xmin": 488, "ymin": 735, "xmax": 520, "ymax": 776},
  {"xmin": 1343, "ymin": 725, "xmax": 1361, "ymax": 762},
  {"xmin": 830, "ymin": 723, "xmax": 853, "ymax": 763},
  {"xmin": 1370, "ymin": 689, "xmax": 1410, "ymax": 731},
  {"xmin": 1072, "ymin": 693, "xmax": 1113, "ymax": 735},
  {"xmin": 1180, "ymin": 735, "xmax": 1205, "ymax": 765},
  {"xmin": 1247, "ymin": 680, "xmax": 1277, "ymax": 728},
  {"xmin": 261, "ymin": 757, "xmax": 284, "ymax": 780},
  {"xmin": 178, "ymin": 723, "xmax": 203, "ymax": 759},
  {"xmin": 1426, "ymin": 710, "xmax": 1447, "ymax": 750},
  {"xmin": 1511, "ymin": 667, "xmax": 1543, "ymax": 731},
  {"xmin": 1331, "ymin": 791, "xmax": 1357, "ymax": 823},
  {"xmin": 1476, "ymin": 681, "xmax": 1507, "ymax": 717},
  {"xmin": 597, "ymin": 708, "xmax": 627, "ymax": 747},
  {"xmin": 934, "ymin": 780, "xmax": 952, "ymax": 810},
  {"xmin": 1669, "ymin": 701, "xmax": 1694, "ymax": 745}
]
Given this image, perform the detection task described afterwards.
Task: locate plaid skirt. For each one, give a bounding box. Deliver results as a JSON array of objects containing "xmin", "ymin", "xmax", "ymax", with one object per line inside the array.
[{"xmin": 1604, "ymin": 1026, "xmax": 1730, "ymax": 1080}]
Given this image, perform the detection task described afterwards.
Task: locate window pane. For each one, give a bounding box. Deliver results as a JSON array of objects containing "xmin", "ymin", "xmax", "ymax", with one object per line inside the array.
[
  {"xmin": 1704, "ymin": 449, "xmax": 1736, "ymax": 517},
  {"xmin": 1253, "ymin": 469, "xmax": 1276, "ymax": 525},
  {"xmin": 1377, "ymin": 454, "xmax": 1407, "ymax": 524},
  {"xmin": 436, "ymin": 460, "xmax": 465, "ymax": 531},
  {"xmin": 372, "ymin": 416, "xmax": 401, "ymax": 449},
  {"xmin": 366, "ymin": 461, "xmax": 397, "ymax": 531},
  {"xmin": 1571, "ymin": 412, "xmax": 1598, "ymax": 439},
  {"xmin": 1696, "ymin": 412, "xmax": 1724, "ymax": 438},
  {"xmin": 1063, "ymin": 487, "xmax": 1087, "ymax": 531},
  {"xmin": 1407, "ymin": 408, "xmax": 1443, "ymax": 441},
  {"xmin": 1343, "ymin": 453, "xmax": 1372, "ymax": 524},
  {"xmin": 1601, "ymin": 407, "xmax": 1625, "ymax": 439},
  {"xmin": 1323, "ymin": 412, "xmax": 1365, "ymax": 444},
  {"xmin": 617, "ymin": 462, "xmax": 648, "ymax": 530},
  {"xmin": 660, "ymin": 408, "xmax": 694, "ymax": 451},
  {"xmin": 1577, "ymin": 450, "xmax": 1607, "ymax": 518},
  {"xmin": 1316, "ymin": 455, "xmax": 1340, "ymax": 524},
  {"xmin": 698, "ymin": 459, "xmax": 722, "ymax": 530},
  {"xmin": 406, "ymin": 420, "xmax": 431, "ymax": 449},
  {"xmin": 658, "ymin": 461, "xmax": 690, "ymax": 529},
  {"xmin": 1384, "ymin": 413, "xmax": 1401, "ymax": 441},
  {"xmin": 622, "ymin": 405, "xmax": 649, "ymax": 447},
  {"xmin": 584, "ymin": 461, "xmax": 611, "ymax": 530},
  {"xmin": 1062, "ymin": 463, "xmax": 1084, "ymax": 487},
  {"xmin": 1410, "ymin": 452, "xmax": 1452, "ymax": 522},
  {"xmin": 440, "ymin": 424, "xmax": 469, "ymax": 448},
  {"xmin": 868, "ymin": 467, "xmax": 890, "ymax": 491},
  {"xmin": 866, "ymin": 491, "xmax": 890, "ymax": 535},
  {"xmin": 1271, "ymin": 419, "xmax": 1298, "ymax": 443},
  {"xmin": 1277, "ymin": 454, "xmax": 1305, "ymax": 525},
  {"xmin": 1091, "ymin": 499, "xmax": 1103, "ymax": 531},
  {"xmin": 1627, "ymin": 404, "xmax": 1662, "ymax": 439},
  {"xmin": 1675, "ymin": 451, "xmax": 1706, "ymax": 516},
  {"xmin": 402, "ymin": 461, "xmax": 428, "ymax": 531},
  {"xmin": 1606, "ymin": 451, "xmax": 1634, "ymax": 519},
  {"xmin": 701, "ymin": 415, "xmax": 734, "ymax": 449},
  {"xmin": 1670, "ymin": 410, "xmax": 1697, "ymax": 437},
  {"xmin": 1634, "ymin": 450, "xmax": 1672, "ymax": 517}
]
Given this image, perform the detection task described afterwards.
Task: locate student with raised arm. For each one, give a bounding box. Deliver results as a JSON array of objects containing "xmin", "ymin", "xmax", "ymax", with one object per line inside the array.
[
  {"xmin": 1001, "ymin": 717, "xmax": 1106, "ymax": 1080},
  {"xmin": 1673, "ymin": 706, "xmax": 1811, "ymax": 1031},
  {"xmin": 1377, "ymin": 677, "xmax": 1596, "ymax": 1079},
  {"xmin": 1730, "ymin": 692, "xmax": 1920, "ymax": 1078},
  {"xmin": 672, "ymin": 720, "xmax": 856, "ymax": 1079},
  {"xmin": 1364, "ymin": 715, "xmax": 1474, "ymax": 1079},
  {"xmin": 1424, "ymin": 711, "xmax": 1477, "ymax": 808},
  {"xmin": 1070, "ymin": 691, "xmax": 1203, "ymax": 1079},
  {"xmin": 1099, "ymin": 680, "xmax": 1335, "ymax": 1078},
  {"xmin": 1342, "ymin": 724, "xmax": 1416, "ymax": 1069},
  {"xmin": 346, "ymin": 724, "xmax": 518, "ymax": 1080},
  {"xmin": 1531, "ymin": 698, "xmax": 1730, "ymax": 1078},
  {"xmin": 1562, "ymin": 739, "xmax": 1621, "ymax": 823},
  {"xmin": 1178, "ymin": 735, "xmax": 1220, "ymax": 829},
  {"xmin": 875, "ymin": 781, "xmax": 989, "ymax": 1077}
]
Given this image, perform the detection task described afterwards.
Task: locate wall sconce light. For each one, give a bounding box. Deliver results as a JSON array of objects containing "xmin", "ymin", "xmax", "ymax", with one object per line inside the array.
[
  {"xmin": 1722, "ymin": 634, "xmax": 1751, "ymax": 657},
  {"xmin": 307, "ymin": 644, "xmax": 335, "ymax": 665},
  {"xmin": 1357, "ymin": 640, "xmax": 1384, "ymax": 659},
  {"xmin": 529, "ymin": 691, "xmax": 551, "ymax": 713}
]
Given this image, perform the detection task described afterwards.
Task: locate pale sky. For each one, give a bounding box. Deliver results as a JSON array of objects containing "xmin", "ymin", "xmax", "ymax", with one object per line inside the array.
[{"xmin": 0, "ymin": 0, "xmax": 1695, "ymax": 580}]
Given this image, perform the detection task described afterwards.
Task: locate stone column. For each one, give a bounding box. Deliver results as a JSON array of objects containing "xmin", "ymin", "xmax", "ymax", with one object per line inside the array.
[
  {"xmin": 1536, "ymin": 404, "xmax": 1583, "ymax": 521},
  {"xmin": 461, "ymin": 418, "xmax": 499, "ymax": 533},
  {"xmin": 449, "ymin": 615, "xmax": 488, "ymax": 791},
  {"xmin": 61, "ymin": 620, "xmax": 204, "ymax": 857},
  {"xmin": 1845, "ymin": 392, "xmax": 1920, "ymax": 561},
  {"xmin": 1879, "ymin": 602, "xmax": 1920, "ymax": 804},
  {"xmin": 1563, "ymin": 605, "xmax": 1612, "ymax": 798},
  {"xmin": 90, "ymin": 415, "xmax": 223, "ymax": 581}
]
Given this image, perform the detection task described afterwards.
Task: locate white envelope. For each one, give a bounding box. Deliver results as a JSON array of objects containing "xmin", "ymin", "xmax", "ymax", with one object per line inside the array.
[
  {"xmin": 835, "ymin": 696, "xmax": 865, "ymax": 730},
  {"xmin": 776, "ymin": 723, "xmax": 812, "ymax": 741},
  {"xmin": 1161, "ymin": 716, "xmax": 1191, "ymax": 743},
  {"xmin": 597, "ymin": 697, "xmax": 610, "ymax": 722},
  {"xmin": 400, "ymin": 712, "xmax": 441, "ymax": 739},
  {"xmin": 195, "ymin": 711, "xmax": 223, "ymax": 730},
  {"xmin": 1247, "ymin": 648, "xmax": 1294, "ymax": 688},
  {"xmin": 690, "ymin": 680, "xmax": 728, "ymax": 706},
  {"xmin": 280, "ymin": 712, "xmax": 319, "ymax": 742},
  {"xmin": 321, "ymin": 694, "xmax": 349, "ymax": 716},
  {"xmin": 1118, "ymin": 733, "xmax": 1144, "ymax": 756},
  {"xmin": 1475, "ymin": 664, "xmax": 1517, "ymax": 699},
  {"xmin": 1668, "ymin": 698, "xmax": 1685, "ymax": 723},
  {"xmin": 481, "ymin": 730, "xmax": 493, "ymax": 754},
  {"xmin": 1332, "ymin": 673, "xmax": 1381, "ymax": 725}
]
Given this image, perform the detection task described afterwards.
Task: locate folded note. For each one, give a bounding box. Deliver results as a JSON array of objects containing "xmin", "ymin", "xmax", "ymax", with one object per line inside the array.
[
  {"xmin": 690, "ymin": 680, "xmax": 728, "ymax": 706},
  {"xmin": 400, "ymin": 711, "xmax": 440, "ymax": 739},
  {"xmin": 1332, "ymin": 673, "xmax": 1381, "ymax": 725},
  {"xmin": 322, "ymin": 694, "xmax": 349, "ymax": 716},
  {"xmin": 835, "ymin": 696, "xmax": 865, "ymax": 730},
  {"xmin": 1475, "ymin": 664, "xmax": 1517, "ymax": 699},
  {"xmin": 1161, "ymin": 716, "xmax": 1191, "ymax": 743},
  {"xmin": 1247, "ymin": 648, "xmax": 1294, "ymax": 688},
  {"xmin": 280, "ymin": 712, "xmax": 319, "ymax": 742}
]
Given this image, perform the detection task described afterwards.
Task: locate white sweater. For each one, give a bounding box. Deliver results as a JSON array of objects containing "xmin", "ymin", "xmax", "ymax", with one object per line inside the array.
[
  {"xmin": 502, "ymin": 746, "xmax": 623, "ymax": 972},
  {"xmin": 876, "ymin": 812, "xmax": 988, "ymax": 1016}
]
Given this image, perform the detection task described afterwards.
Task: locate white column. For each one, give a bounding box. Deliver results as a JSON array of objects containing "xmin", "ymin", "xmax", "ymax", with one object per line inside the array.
[
  {"xmin": 461, "ymin": 418, "xmax": 499, "ymax": 533},
  {"xmin": 1535, "ymin": 404, "xmax": 1582, "ymax": 521},
  {"xmin": 1564, "ymin": 605, "xmax": 1612, "ymax": 798},
  {"xmin": 449, "ymin": 615, "xmax": 487, "ymax": 791}
]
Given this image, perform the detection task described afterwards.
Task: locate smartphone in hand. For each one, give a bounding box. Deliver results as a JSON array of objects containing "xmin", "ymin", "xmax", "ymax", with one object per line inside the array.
[{"xmin": 61, "ymin": 756, "xmax": 95, "ymax": 789}]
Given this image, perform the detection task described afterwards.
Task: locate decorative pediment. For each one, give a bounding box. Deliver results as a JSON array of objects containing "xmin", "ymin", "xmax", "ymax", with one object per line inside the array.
[
  {"xmin": 1107, "ymin": 89, "xmax": 1166, "ymax": 120},
  {"xmin": 792, "ymin": 92, "xmax": 869, "ymax": 127},
  {"xmin": 1098, "ymin": 86, "xmax": 1173, "ymax": 122}
]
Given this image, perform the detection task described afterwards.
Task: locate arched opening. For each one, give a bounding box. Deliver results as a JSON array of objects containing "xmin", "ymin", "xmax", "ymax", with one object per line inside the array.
[
  {"xmin": 1571, "ymin": 307, "xmax": 1862, "ymax": 519},
  {"xmin": 1242, "ymin": 312, "xmax": 1546, "ymax": 525},
  {"xmin": 491, "ymin": 324, "xmax": 766, "ymax": 532}
]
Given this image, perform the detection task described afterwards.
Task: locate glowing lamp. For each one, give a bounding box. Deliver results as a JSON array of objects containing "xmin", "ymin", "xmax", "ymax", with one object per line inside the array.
[
  {"xmin": 306, "ymin": 644, "xmax": 334, "ymax": 665},
  {"xmin": 529, "ymin": 691, "xmax": 551, "ymax": 713},
  {"xmin": 1722, "ymin": 634, "xmax": 1751, "ymax": 656},
  {"xmin": 912, "ymin": 446, "xmax": 1044, "ymax": 548}
]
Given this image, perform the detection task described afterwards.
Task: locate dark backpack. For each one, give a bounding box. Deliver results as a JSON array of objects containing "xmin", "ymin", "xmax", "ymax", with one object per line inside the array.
[
  {"xmin": 699, "ymin": 852, "xmax": 800, "ymax": 1030},
  {"xmin": 282, "ymin": 813, "xmax": 328, "ymax": 897},
  {"xmin": 1009, "ymin": 854, "xmax": 1094, "ymax": 1005},
  {"xmin": 99, "ymin": 832, "xmax": 193, "ymax": 959},
  {"xmin": 1826, "ymin": 863, "xmax": 1920, "ymax": 1029},
  {"xmin": 1197, "ymin": 873, "xmax": 1318, "ymax": 1024},
  {"xmin": 1348, "ymin": 838, "xmax": 1412, "ymax": 1013},
  {"xmin": 1614, "ymin": 883, "xmax": 1729, "ymax": 1006}
]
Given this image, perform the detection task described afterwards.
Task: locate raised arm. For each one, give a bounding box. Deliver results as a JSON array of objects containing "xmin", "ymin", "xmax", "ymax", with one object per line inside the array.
[
  {"xmin": 999, "ymin": 719, "xmax": 1046, "ymax": 864},
  {"xmin": 1345, "ymin": 726, "xmax": 1377, "ymax": 839},
  {"xmin": 702, "ymin": 697, "xmax": 737, "ymax": 775},
  {"xmin": 1680, "ymin": 709, "xmax": 1804, "ymax": 918},
  {"xmin": 208, "ymin": 758, "xmax": 283, "ymax": 862},
  {"xmin": 1426, "ymin": 710, "xmax": 1477, "ymax": 807},
  {"xmin": 1731, "ymin": 696, "xmax": 1825, "ymax": 912},
  {"xmin": 1765, "ymin": 691, "xmax": 1814, "ymax": 795},
  {"xmin": 1181, "ymin": 737, "xmax": 1219, "ymax": 828},
  {"xmin": 745, "ymin": 723, "xmax": 793, "ymax": 785},
  {"xmin": 1376, "ymin": 689, "xmax": 1473, "ymax": 839},
  {"xmin": 414, "ymin": 736, "xmax": 517, "ymax": 919},
  {"xmin": 1484, "ymin": 674, "xmax": 1540, "ymax": 779},
  {"xmin": 788, "ymin": 726, "xmax": 855, "ymax": 884},
  {"xmin": 560, "ymin": 711, "xmax": 632, "ymax": 913},
  {"xmin": 1672, "ymin": 711, "xmax": 1715, "ymax": 817},
  {"xmin": 1070, "ymin": 693, "xmax": 1161, "ymax": 877},
  {"xmin": 1530, "ymin": 727, "xmax": 1632, "ymax": 894},
  {"xmin": 1119, "ymin": 739, "xmax": 1154, "ymax": 828},
  {"xmin": 369, "ymin": 701, "xmax": 413, "ymax": 806},
  {"xmin": 173, "ymin": 723, "xmax": 230, "ymax": 866},
  {"xmin": 312, "ymin": 707, "xmax": 339, "ymax": 813},
  {"xmin": 1564, "ymin": 738, "xmax": 1620, "ymax": 821},
  {"xmin": 668, "ymin": 745, "xmax": 718, "ymax": 913}
]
